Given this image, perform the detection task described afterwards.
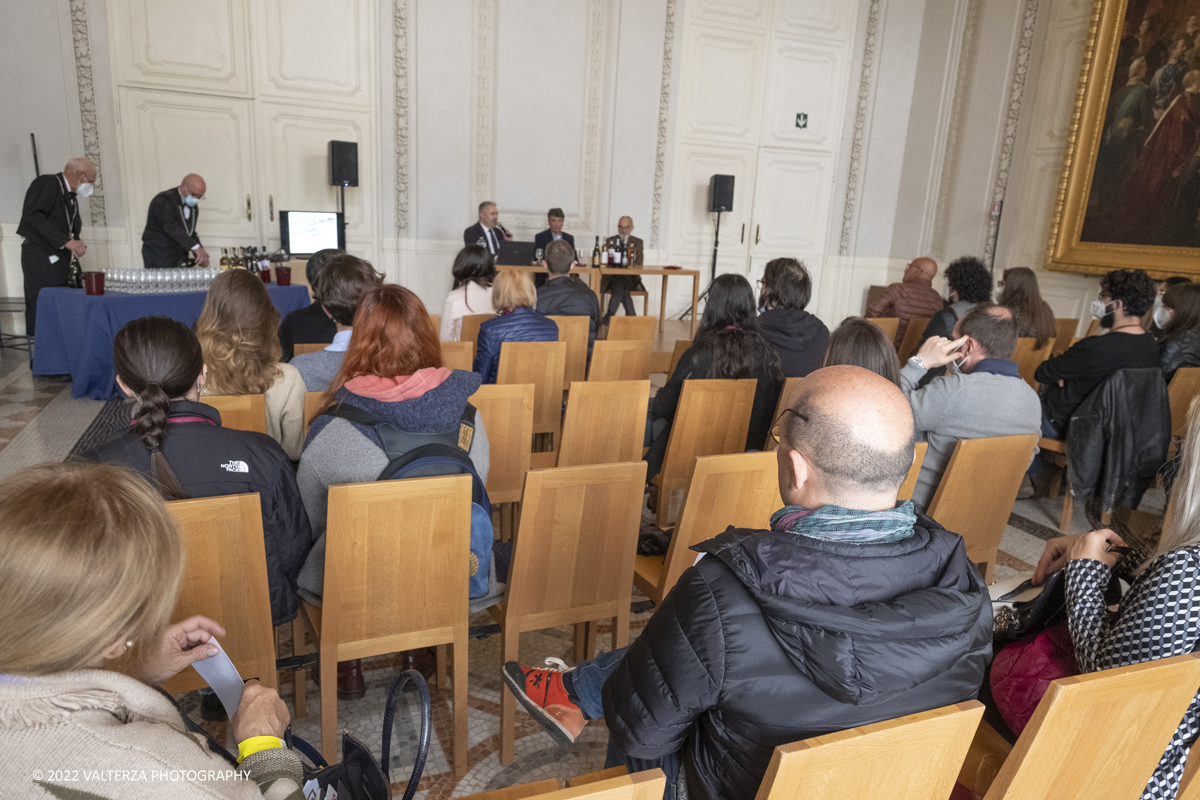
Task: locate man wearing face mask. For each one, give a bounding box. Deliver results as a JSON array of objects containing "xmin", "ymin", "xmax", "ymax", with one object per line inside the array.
[
  {"xmin": 141, "ymin": 174, "xmax": 210, "ymax": 269},
  {"xmin": 1034, "ymin": 269, "xmax": 1159, "ymax": 439},
  {"xmin": 17, "ymin": 158, "xmax": 96, "ymax": 337}
]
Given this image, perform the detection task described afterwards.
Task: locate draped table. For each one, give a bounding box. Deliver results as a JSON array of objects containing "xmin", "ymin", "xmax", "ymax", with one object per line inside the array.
[{"xmin": 32, "ymin": 283, "xmax": 311, "ymax": 400}]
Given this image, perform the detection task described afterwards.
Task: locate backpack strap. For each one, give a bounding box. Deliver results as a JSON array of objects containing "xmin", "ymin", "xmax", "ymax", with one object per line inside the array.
[{"xmin": 320, "ymin": 402, "xmax": 477, "ymax": 462}]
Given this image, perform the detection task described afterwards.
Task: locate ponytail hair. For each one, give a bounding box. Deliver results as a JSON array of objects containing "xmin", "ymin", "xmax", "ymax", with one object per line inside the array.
[
  {"xmin": 694, "ymin": 274, "xmax": 783, "ymax": 381},
  {"xmin": 113, "ymin": 317, "xmax": 204, "ymax": 501}
]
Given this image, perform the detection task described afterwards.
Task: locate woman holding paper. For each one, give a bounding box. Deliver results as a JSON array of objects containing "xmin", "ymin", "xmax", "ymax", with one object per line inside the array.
[{"xmin": 0, "ymin": 461, "xmax": 306, "ymax": 798}]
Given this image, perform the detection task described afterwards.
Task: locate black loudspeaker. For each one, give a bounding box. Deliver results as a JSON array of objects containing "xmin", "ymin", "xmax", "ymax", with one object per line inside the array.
[
  {"xmin": 329, "ymin": 140, "xmax": 359, "ymax": 187},
  {"xmin": 709, "ymin": 174, "xmax": 734, "ymax": 212}
]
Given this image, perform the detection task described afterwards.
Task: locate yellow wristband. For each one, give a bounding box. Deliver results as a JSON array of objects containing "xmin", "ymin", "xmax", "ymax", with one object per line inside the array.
[{"xmin": 237, "ymin": 735, "xmax": 284, "ymax": 763}]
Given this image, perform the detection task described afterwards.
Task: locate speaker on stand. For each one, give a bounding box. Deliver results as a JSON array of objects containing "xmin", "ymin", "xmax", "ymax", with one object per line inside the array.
[
  {"xmin": 679, "ymin": 174, "xmax": 735, "ymax": 322},
  {"xmin": 329, "ymin": 140, "xmax": 358, "ymax": 234}
]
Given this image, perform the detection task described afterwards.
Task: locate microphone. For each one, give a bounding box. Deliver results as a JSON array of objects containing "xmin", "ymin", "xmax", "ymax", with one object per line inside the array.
[{"xmin": 496, "ymin": 222, "xmax": 511, "ymax": 239}]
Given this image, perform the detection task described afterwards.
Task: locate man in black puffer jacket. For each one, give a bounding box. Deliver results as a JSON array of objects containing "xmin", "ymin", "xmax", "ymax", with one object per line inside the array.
[{"xmin": 503, "ymin": 365, "xmax": 992, "ymax": 800}]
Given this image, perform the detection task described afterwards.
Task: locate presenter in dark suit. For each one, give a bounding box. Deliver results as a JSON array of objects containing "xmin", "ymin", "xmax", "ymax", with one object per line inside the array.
[
  {"xmin": 532, "ymin": 208, "xmax": 574, "ymax": 288},
  {"xmin": 463, "ymin": 200, "xmax": 512, "ymax": 258},
  {"xmin": 602, "ymin": 216, "xmax": 646, "ymax": 321},
  {"xmin": 142, "ymin": 174, "xmax": 211, "ymax": 269},
  {"xmin": 17, "ymin": 158, "xmax": 96, "ymax": 337}
]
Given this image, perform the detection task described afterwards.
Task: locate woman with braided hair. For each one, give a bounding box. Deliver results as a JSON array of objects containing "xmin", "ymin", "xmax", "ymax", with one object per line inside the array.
[{"xmin": 79, "ymin": 316, "xmax": 314, "ymax": 629}]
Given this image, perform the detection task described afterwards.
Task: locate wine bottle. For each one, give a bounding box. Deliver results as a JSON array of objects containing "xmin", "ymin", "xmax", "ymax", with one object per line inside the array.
[
  {"xmin": 68, "ymin": 256, "xmax": 83, "ymax": 289},
  {"xmin": 592, "ymin": 236, "xmax": 601, "ymax": 268}
]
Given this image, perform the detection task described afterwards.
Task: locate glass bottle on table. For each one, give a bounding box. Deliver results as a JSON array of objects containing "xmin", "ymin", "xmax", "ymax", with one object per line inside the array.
[
  {"xmin": 592, "ymin": 236, "xmax": 601, "ymax": 268},
  {"xmin": 68, "ymin": 255, "xmax": 83, "ymax": 289}
]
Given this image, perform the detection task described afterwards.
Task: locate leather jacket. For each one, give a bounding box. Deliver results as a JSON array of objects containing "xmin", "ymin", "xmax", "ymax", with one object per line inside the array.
[{"xmin": 1159, "ymin": 328, "xmax": 1200, "ymax": 384}]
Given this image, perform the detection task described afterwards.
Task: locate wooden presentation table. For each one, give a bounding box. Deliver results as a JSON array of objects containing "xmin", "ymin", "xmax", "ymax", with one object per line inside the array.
[{"xmin": 496, "ymin": 264, "xmax": 701, "ymax": 335}]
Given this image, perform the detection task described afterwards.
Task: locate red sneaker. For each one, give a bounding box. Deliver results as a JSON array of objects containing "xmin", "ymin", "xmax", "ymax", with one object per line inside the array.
[{"xmin": 502, "ymin": 658, "xmax": 586, "ymax": 747}]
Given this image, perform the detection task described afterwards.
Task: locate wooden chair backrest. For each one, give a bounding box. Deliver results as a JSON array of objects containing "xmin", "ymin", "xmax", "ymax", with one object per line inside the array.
[
  {"xmin": 926, "ymin": 434, "xmax": 1039, "ymax": 570},
  {"xmin": 896, "ymin": 441, "xmax": 929, "ymax": 503},
  {"xmin": 660, "ymin": 380, "xmax": 757, "ymax": 495},
  {"xmin": 460, "ymin": 314, "xmax": 492, "ymax": 344},
  {"xmin": 984, "ymin": 653, "xmax": 1200, "ymax": 800},
  {"xmin": 866, "ymin": 317, "xmax": 899, "ymax": 342},
  {"xmin": 469, "ymin": 383, "xmax": 534, "ymax": 504},
  {"xmin": 765, "ymin": 376, "xmax": 805, "ymax": 450},
  {"xmin": 323, "ymin": 475, "xmax": 471, "ymax": 655},
  {"xmin": 1169, "ymin": 367, "xmax": 1200, "ymax": 439},
  {"xmin": 756, "ymin": 701, "xmax": 984, "ymax": 800},
  {"xmin": 1053, "ymin": 318, "xmax": 1078, "ymax": 353},
  {"xmin": 441, "ymin": 340, "xmax": 475, "ymax": 372},
  {"xmin": 588, "ymin": 339, "xmax": 651, "ymax": 382},
  {"xmin": 667, "ymin": 339, "xmax": 692, "ymax": 381},
  {"xmin": 498, "ymin": 341, "xmax": 567, "ymax": 438},
  {"xmin": 203, "ymin": 393, "xmax": 267, "ymax": 434},
  {"xmin": 559, "ymin": 380, "xmax": 650, "ymax": 468},
  {"xmin": 1085, "ymin": 318, "xmax": 1102, "ymax": 337},
  {"xmin": 303, "ymin": 391, "xmax": 325, "ymax": 438},
  {"xmin": 465, "ymin": 772, "xmax": 666, "ymax": 800},
  {"xmin": 607, "ymin": 316, "xmax": 658, "ymax": 341},
  {"xmin": 162, "ymin": 494, "xmax": 276, "ymax": 693},
  {"xmin": 1013, "ymin": 338, "xmax": 1054, "ymax": 389},
  {"xmin": 430, "ymin": 313, "xmax": 440, "ymax": 332},
  {"xmin": 293, "ymin": 342, "xmax": 327, "ymax": 356},
  {"xmin": 896, "ymin": 316, "xmax": 929, "ymax": 361},
  {"xmin": 506, "ymin": 462, "xmax": 646, "ymax": 623},
  {"xmin": 657, "ymin": 452, "xmax": 781, "ymax": 599},
  {"xmin": 549, "ymin": 315, "xmax": 591, "ymax": 389}
]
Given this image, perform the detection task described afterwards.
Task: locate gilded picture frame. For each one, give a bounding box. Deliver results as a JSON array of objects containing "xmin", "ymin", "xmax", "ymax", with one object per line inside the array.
[{"xmin": 1046, "ymin": 0, "xmax": 1200, "ymax": 278}]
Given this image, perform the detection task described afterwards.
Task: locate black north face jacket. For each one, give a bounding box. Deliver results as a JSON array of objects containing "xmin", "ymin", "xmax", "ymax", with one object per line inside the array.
[{"xmin": 602, "ymin": 516, "xmax": 992, "ymax": 800}]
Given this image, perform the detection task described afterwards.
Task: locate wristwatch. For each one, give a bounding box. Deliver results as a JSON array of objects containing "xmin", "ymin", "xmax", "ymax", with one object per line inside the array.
[{"xmin": 907, "ymin": 355, "xmax": 925, "ymax": 370}]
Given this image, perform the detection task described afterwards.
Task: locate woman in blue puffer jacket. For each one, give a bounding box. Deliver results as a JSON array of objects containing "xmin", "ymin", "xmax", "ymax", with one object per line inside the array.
[{"xmin": 473, "ymin": 269, "xmax": 558, "ymax": 383}]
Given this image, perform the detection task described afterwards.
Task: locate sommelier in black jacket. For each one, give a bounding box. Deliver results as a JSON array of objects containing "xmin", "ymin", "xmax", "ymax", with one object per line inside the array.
[
  {"xmin": 17, "ymin": 158, "xmax": 96, "ymax": 336},
  {"xmin": 142, "ymin": 174, "xmax": 211, "ymax": 269}
]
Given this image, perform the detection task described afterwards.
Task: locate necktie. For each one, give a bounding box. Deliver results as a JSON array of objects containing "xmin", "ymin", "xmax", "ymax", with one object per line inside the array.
[{"xmin": 490, "ymin": 228, "xmax": 498, "ymax": 255}]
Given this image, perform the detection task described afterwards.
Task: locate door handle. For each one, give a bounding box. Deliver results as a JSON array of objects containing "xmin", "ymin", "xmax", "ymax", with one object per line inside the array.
[
  {"xmin": 269, "ymin": 195, "xmax": 274, "ymax": 222},
  {"xmin": 755, "ymin": 225, "xmax": 760, "ymax": 245},
  {"xmin": 246, "ymin": 194, "xmax": 252, "ymax": 222},
  {"xmin": 740, "ymin": 224, "xmax": 745, "ymax": 244}
]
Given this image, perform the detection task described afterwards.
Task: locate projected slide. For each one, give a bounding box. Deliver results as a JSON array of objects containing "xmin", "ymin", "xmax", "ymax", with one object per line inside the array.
[{"xmin": 286, "ymin": 212, "xmax": 340, "ymax": 253}]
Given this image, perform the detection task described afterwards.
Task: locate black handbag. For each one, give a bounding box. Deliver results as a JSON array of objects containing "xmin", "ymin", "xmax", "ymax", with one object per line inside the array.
[{"xmin": 992, "ymin": 572, "xmax": 1068, "ymax": 647}]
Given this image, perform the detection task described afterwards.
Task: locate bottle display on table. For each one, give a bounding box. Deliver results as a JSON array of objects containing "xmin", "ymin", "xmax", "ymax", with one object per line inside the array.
[{"xmin": 592, "ymin": 236, "xmax": 601, "ymax": 267}]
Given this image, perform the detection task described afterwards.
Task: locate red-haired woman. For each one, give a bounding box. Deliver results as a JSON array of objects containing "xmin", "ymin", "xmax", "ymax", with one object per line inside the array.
[{"xmin": 295, "ymin": 284, "xmax": 490, "ymax": 695}]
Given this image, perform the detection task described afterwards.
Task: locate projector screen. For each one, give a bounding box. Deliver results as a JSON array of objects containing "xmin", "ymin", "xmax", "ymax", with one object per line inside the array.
[{"xmin": 280, "ymin": 210, "xmax": 345, "ymax": 255}]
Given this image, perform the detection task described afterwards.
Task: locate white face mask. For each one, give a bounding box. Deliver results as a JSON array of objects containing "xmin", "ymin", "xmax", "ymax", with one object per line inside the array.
[
  {"xmin": 1154, "ymin": 304, "xmax": 1173, "ymax": 329},
  {"xmin": 1091, "ymin": 299, "xmax": 1111, "ymax": 319},
  {"xmin": 75, "ymin": 181, "xmax": 94, "ymax": 198}
]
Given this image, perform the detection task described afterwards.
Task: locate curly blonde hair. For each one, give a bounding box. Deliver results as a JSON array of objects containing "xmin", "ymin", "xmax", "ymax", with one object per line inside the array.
[{"xmin": 195, "ymin": 269, "xmax": 283, "ymax": 395}]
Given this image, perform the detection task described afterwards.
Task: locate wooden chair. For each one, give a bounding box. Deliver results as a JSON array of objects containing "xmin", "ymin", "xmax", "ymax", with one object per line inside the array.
[
  {"xmin": 461, "ymin": 772, "xmax": 666, "ymax": 800},
  {"xmin": 756, "ymin": 702, "xmax": 984, "ymax": 800},
  {"xmin": 866, "ymin": 317, "xmax": 900, "ymax": 342},
  {"xmin": 607, "ymin": 316, "xmax": 657, "ymax": 341},
  {"xmin": 896, "ymin": 316, "xmax": 929, "ymax": 361},
  {"xmin": 1039, "ymin": 436, "xmax": 1074, "ymax": 533},
  {"xmin": 469, "ymin": 383, "xmax": 534, "ymax": 540},
  {"xmin": 549, "ymin": 315, "xmax": 591, "ymax": 390},
  {"xmin": 441, "ymin": 340, "xmax": 475, "ymax": 372},
  {"xmin": 1012, "ymin": 338, "xmax": 1054, "ymax": 389},
  {"xmin": 203, "ymin": 393, "xmax": 267, "ymax": 434},
  {"xmin": 460, "ymin": 313, "xmax": 491, "ymax": 344},
  {"xmin": 297, "ymin": 475, "xmax": 471, "ymax": 771},
  {"xmin": 602, "ymin": 291, "xmax": 649, "ymax": 318},
  {"xmin": 1052, "ymin": 318, "xmax": 1078, "ymax": 355},
  {"xmin": 430, "ymin": 313, "xmax": 440, "ymax": 332},
  {"xmin": 498, "ymin": 340, "xmax": 567, "ymax": 452},
  {"xmin": 896, "ymin": 441, "xmax": 929, "ymax": 503},
  {"xmin": 293, "ymin": 342, "xmax": 328, "ymax": 356},
  {"xmin": 654, "ymin": 379, "xmax": 757, "ymax": 528},
  {"xmin": 666, "ymin": 339, "xmax": 692, "ymax": 380},
  {"xmin": 588, "ymin": 339, "xmax": 651, "ymax": 382},
  {"xmin": 303, "ymin": 391, "xmax": 325, "ymax": 438},
  {"xmin": 765, "ymin": 376, "xmax": 804, "ymax": 450},
  {"xmin": 559, "ymin": 380, "xmax": 650, "ymax": 468},
  {"xmin": 161, "ymin": 495, "xmax": 277, "ymax": 695},
  {"xmin": 926, "ymin": 434, "xmax": 1039, "ymax": 582},
  {"xmin": 1169, "ymin": 367, "xmax": 1200, "ymax": 439},
  {"xmin": 636, "ymin": 452, "xmax": 781, "ymax": 606},
  {"xmin": 489, "ymin": 461, "xmax": 647, "ymax": 764},
  {"xmin": 979, "ymin": 653, "xmax": 1200, "ymax": 800},
  {"xmin": 1085, "ymin": 318, "xmax": 1102, "ymax": 337}
]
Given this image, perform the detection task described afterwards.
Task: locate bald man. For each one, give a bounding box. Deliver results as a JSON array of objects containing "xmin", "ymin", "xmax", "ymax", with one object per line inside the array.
[
  {"xmin": 141, "ymin": 174, "xmax": 210, "ymax": 269},
  {"xmin": 17, "ymin": 158, "xmax": 97, "ymax": 336},
  {"xmin": 502, "ymin": 366, "xmax": 991, "ymax": 800},
  {"xmin": 601, "ymin": 216, "xmax": 645, "ymax": 320},
  {"xmin": 866, "ymin": 256, "xmax": 946, "ymax": 346}
]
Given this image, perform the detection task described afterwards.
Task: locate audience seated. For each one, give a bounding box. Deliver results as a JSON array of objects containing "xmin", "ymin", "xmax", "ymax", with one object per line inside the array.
[
  {"xmin": 440, "ymin": 245, "xmax": 497, "ymax": 341},
  {"xmin": 0, "ymin": 462, "xmax": 305, "ymax": 797},
  {"xmin": 901, "ymin": 304, "xmax": 1042, "ymax": 509},
  {"xmin": 757, "ymin": 257, "xmax": 829, "ymax": 377},
  {"xmin": 195, "ymin": 269, "xmax": 306, "ymax": 460},
  {"xmin": 535, "ymin": 240, "xmax": 600, "ymax": 347},
  {"xmin": 1035, "ymin": 269, "xmax": 1159, "ymax": 438},
  {"xmin": 1148, "ymin": 275, "xmax": 1192, "ymax": 337},
  {"xmin": 289, "ymin": 254, "xmax": 383, "ymax": 392},
  {"xmin": 1158, "ymin": 282, "xmax": 1200, "ymax": 383},
  {"xmin": 823, "ymin": 317, "xmax": 902, "ymax": 385},
  {"xmin": 645, "ymin": 274, "xmax": 783, "ymax": 480},
  {"xmin": 278, "ymin": 248, "xmax": 342, "ymax": 361},
  {"xmin": 998, "ymin": 266, "xmax": 1056, "ymax": 350},
  {"xmin": 865, "ymin": 256, "xmax": 945, "ymax": 346},
  {"xmin": 472, "ymin": 269, "xmax": 558, "ymax": 384},
  {"xmin": 78, "ymin": 317, "xmax": 313, "ymax": 628},
  {"xmin": 503, "ymin": 366, "xmax": 992, "ymax": 800},
  {"xmin": 920, "ymin": 256, "xmax": 992, "ymax": 345}
]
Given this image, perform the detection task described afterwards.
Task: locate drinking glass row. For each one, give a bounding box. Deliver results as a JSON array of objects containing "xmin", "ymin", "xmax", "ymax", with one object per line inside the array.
[{"xmin": 103, "ymin": 269, "xmax": 219, "ymax": 295}]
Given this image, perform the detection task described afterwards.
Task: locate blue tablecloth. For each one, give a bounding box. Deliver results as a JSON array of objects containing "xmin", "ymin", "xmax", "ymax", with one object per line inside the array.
[{"xmin": 33, "ymin": 284, "xmax": 311, "ymax": 400}]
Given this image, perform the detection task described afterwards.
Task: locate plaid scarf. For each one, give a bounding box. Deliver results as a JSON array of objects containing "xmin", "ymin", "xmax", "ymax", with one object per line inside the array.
[{"xmin": 769, "ymin": 501, "xmax": 917, "ymax": 544}]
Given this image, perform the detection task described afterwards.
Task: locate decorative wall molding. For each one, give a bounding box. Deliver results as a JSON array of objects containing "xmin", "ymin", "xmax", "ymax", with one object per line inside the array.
[
  {"xmin": 838, "ymin": 0, "xmax": 882, "ymax": 256},
  {"xmin": 393, "ymin": 0, "xmax": 409, "ymax": 236},
  {"xmin": 650, "ymin": 0, "xmax": 677, "ymax": 250},
  {"xmin": 471, "ymin": 0, "xmax": 496, "ymax": 213},
  {"xmin": 69, "ymin": 0, "xmax": 107, "ymax": 227}
]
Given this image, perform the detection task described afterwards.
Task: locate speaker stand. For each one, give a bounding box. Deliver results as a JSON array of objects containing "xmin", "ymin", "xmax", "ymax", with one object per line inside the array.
[{"xmin": 678, "ymin": 210, "xmax": 723, "ymax": 321}]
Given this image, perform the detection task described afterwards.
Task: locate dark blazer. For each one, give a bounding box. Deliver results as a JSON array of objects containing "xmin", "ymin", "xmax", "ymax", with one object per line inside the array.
[
  {"xmin": 279, "ymin": 302, "xmax": 338, "ymax": 361},
  {"xmin": 18, "ymin": 173, "xmax": 80, "ymax": 256},
  {"xmin": 142, "ymin": 188, "xmax": 202, "ymax": 269},
  {"xmin": 533, "ymin": 229, "xmax": 575, "ymax": 252},
  {"xmin": 464, "ymin": 222, "xmax": 505, "ymax": 255}
]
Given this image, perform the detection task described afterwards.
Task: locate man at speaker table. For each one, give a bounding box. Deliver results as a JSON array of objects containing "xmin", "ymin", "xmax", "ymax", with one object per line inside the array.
[
  {"xmin": 602, "ymin": 215, "xmax": 646, "ymax": 321},
  {"xmin": 141, "ymin": 173, "xmax": 211, "ymax": 270},
  {"xmin": 17, "ymin": 157, "xmax": 96, "ymax": 337},
  {"xmin": 464, "ymin": 200, "xmax": 512, "ymax": 259},
  {"xmin": 532, "ymin": 208, "xmax": 576, "ymax": 288}
]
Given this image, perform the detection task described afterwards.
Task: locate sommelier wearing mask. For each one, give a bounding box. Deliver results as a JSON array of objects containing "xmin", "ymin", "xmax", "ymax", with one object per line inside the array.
[
  {"xmin": 142, "ymin": 174, "xmax": 211, "ymax": 269},
  {"xmin": 17, "ymin": 157, "xmax": 96, "ymax": 337}
]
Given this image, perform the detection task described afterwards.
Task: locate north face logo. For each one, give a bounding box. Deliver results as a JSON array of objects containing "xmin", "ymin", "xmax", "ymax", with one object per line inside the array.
[{"xmin": 221, "ymin": 460, "xmax": 249, "ymax": 473}]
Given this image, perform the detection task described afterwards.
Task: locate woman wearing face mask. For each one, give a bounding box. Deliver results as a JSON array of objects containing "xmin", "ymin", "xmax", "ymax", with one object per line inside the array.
[
  {"xmin": 1148, "ymin": 276, "xmax": 1193, "ymax": 337},
  {"xmin": 1158, "ymin": 283, "xmax": 1200, "ymax": 383},
  {"xmin": 141, "ymin": 173, "xmax": 211, "ymax": 269}
]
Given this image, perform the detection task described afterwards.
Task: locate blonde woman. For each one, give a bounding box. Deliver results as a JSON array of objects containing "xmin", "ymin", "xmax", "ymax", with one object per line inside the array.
[
  {"xmin": 195, "ymin": 269, "xmax": 305, "ymax": 459},
  {"xmin": 0, "ymin": 462, "xmax": 304, "ymax": 798},
  {"xmin": 471, "ymin": 268, "xmax": 557, "ymax": 383},
  {"xmin": 1032, "ymin": 395, "xmax": 1200, "ymax": 800}
]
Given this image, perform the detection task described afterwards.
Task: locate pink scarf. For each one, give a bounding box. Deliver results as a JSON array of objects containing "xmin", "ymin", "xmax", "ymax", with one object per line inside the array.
[{"xmin": 344, "ymin": 367, "xmax": 452, "ymax": 402}]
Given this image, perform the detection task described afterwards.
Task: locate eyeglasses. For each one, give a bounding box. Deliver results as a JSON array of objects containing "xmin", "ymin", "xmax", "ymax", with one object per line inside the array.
[{"xmin": 769, "ymin": 407, "xmax": 808, "ymax": 445}]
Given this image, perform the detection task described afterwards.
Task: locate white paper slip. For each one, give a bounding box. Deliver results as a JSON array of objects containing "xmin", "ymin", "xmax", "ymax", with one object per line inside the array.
[
  {"xmin": 191, "ymin": 638, "xmax": 245, "ymax": 719},
  {"xmin": 303, "ymin": 779, "xmax": 321, "ymax": 800}
]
